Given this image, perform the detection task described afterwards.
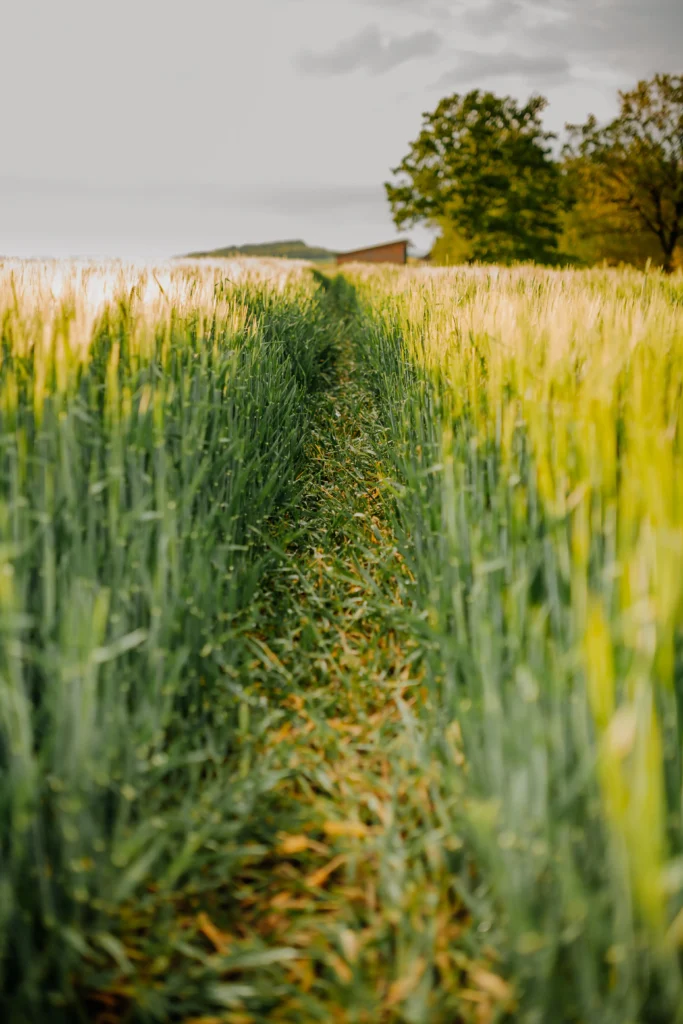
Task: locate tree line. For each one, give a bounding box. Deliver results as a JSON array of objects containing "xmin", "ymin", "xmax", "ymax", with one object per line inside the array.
[{"xmin": 385, "ymin": 74, "xmax": 682, "ymax": 272}]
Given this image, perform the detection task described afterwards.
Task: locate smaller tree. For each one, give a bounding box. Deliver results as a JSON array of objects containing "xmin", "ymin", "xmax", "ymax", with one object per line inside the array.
[
  {"xmin": 565, "ymin": 74, "xmax": 683, "ymax": 273},
  {"xmin": 430, "ymin": 217, "xmax": 474, "ymax": 265},
  {"xmin": 385, "ymin": 90, "xmax": 565, "ymax": 265}
]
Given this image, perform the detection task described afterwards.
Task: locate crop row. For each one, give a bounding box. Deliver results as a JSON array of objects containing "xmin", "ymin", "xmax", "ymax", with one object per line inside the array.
[
  {"xmin": 349, "ymin": 264, "xmax": 683, "ymax": 1022},
  {"xmin": 0, "ymin": 260, "xmax": 334, "ymax": 1016}
]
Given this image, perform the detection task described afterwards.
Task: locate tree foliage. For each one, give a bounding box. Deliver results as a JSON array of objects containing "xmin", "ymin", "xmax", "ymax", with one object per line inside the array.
[
  {"xmin": 430, "ymin": 217, "xmax": 474, "ymax": 265},
  {"xmin": 564, "ymin": 74, "xmax": 683, "ymax": 273},
  {"xmin": 558, "ymin": 198, "xmax": 669, "ymax": 270},
  {"xmin": 385, "ymin": 90, "xmax": 565, "ymax": 265}
]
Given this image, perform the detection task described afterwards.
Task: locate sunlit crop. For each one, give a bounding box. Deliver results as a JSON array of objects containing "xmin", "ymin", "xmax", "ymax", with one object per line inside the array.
[
  {"xmin": 350, "ymin": 263, "xmax": 683, "ymax": 1017},
  {"xmin": 4, "ymin": 255, "xmax": 683, "ymax": 1021}
]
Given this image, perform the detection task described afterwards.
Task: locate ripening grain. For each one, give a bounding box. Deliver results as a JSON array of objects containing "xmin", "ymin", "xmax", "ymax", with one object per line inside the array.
[
  {"xmin": 349, "ymin": 263, "xmax": 683, "ymax": 1019},
  {"xmin": 4, "ymin": 256, "xmax": 683, "ymax": 1022},
  {"xmin": 0, "ymin": 258, "xmax": 328, "ymax": 1011}
]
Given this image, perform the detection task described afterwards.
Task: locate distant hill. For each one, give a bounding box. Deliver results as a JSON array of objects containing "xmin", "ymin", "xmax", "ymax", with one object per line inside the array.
[{"xmin": 183, "ymin": 239, "xmax": 337, "ymax": 262}]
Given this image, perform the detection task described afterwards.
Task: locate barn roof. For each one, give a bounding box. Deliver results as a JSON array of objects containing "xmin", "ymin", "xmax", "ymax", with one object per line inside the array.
[{"xmin": 336, "ymin": 239, "xmax": 408, "ymax": 257}]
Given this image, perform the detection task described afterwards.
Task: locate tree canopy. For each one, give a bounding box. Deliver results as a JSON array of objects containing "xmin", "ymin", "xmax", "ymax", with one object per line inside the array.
[
  {"xmin": 384, "ymin": 90, "xmax": 565, "ymax": 265},
  {"xmin": 564, "ymin": 74, "xmax": 683, "ymax": 273}
]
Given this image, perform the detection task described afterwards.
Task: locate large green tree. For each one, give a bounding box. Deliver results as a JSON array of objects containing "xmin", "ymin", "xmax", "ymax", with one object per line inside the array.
[
  {"xmin": 385, "ymin": 90, "xmax": 565, "ymax": 265},
  {"xmin": 564, "ymin": 74, "xmax": 683, "ymax": 273}
]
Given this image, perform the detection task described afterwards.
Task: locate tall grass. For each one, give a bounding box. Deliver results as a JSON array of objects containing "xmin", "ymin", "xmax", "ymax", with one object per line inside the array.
[
  {"xmin": 5, "ymin": 255, "xmax": 683, "ymax": 1022},
  {"xmin": 0, "ymin": 259, "xmax": 332, "ymax": 1016},
  {"xmin": 349, "ymin": 264, "xmax": 683, "ymax": 1022}
]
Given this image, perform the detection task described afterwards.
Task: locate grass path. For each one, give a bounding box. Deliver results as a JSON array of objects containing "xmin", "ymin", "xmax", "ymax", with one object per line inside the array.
[{"xmin": 88, "ymin": 278, "xmax": 508, "ymax": 1024}]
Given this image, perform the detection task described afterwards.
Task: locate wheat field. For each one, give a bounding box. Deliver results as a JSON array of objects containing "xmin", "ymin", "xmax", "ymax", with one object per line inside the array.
[{"xmin": 1, "ymin": 258, "xmax": 682, "ymax": 1022}]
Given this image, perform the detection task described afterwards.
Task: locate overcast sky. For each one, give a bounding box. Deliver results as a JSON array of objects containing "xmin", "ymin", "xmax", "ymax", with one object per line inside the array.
[{"xmin": 1, "ymin": 0, "xmax": 680, "ymax": 259}]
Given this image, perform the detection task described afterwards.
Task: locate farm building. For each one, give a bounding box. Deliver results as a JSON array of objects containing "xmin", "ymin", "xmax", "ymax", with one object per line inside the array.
[{"xmin": 336, "ymin": 240, "xmax": 408, "ymax": 266}]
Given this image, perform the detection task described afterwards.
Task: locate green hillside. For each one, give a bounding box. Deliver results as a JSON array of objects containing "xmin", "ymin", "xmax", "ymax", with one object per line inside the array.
[{"xmin": 183, "ymin": 239, "xmax": 337, "ymax": 262}]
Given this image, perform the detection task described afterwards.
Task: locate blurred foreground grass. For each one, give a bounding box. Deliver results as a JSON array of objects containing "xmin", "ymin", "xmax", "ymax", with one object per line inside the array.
[
  {"xmin": 3, "ymin": 259, "xmax": 683, "ymax": 1023},
  {"xmin": 0, "ymin": 259, "xmax": 334, "ymax": 1017}
]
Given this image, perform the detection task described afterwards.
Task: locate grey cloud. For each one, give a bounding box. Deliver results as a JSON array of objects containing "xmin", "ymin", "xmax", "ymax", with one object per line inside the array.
[
  {"xmin": 567, "ymin": 0, "xmax": 681, "ymax": 66},
  {"xmin": 363, "ymin": 0, "xmax": 449, "ymax": 10},
  {"xmin": 347, "ymin": 0, "xmax": 458, "ymax": 28},
  {"xmin": 353, "ymin": 0, "xmax": 681, "ymax": 67},
  {"xmin": 463, "ymin": 0, "xmax": 542, "ymax": 29},
  {"xmin": 296, "ymin": 24, "xmax": 441, "ymax": 76},
  {"xmin": 436, "ymin": 51, "xmax": 573, "ymax": 88},
  {"xmin": 365, "ymin": 0, "xmax": 455, "ymax": 26},
  {"xmin": 463, "ymin": 0, "xmax": 682, "ymax": 71}
]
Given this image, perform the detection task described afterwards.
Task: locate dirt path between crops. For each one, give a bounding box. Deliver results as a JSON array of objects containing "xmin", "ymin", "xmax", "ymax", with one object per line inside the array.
[
  {"xmin": 89, "ymin": 283, "xmax": 508, "ymax": 1024},
  {"xmin": 206, "ymin": 298, "xmax": 508, "ymax": 1024}
]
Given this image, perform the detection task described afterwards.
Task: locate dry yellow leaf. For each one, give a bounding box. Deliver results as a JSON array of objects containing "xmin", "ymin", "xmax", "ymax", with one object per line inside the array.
[
  {"xmin": 270, "ymin": 723, "xmax": 293, "ymax": 745},
  {"xmin": 183, "ymin": 1017, "xmax": 225, "ymax": 1024},
  {"xmin": 434, "ymin": 951, "xmax": 451, "ymax": 975},
  {"xmin": 476, "ymin": 1000, "xmax": 494, "ymax": 1024},
  {"xmin": 250, "ymin": 637, "xmax": 288, "ymax": 674},
  {"xmin": 306, "ymin": 853, "xmax": 347, "ymax": 888},
  {"xmin": 196, "ymin": 912, "xmax": 231, "ymax": 954},
  {"xmin": 323, "ymin": 821, "xmax": 368, "ymax": 839},
  {"xmin": 270, "ymin": 891, "xmax": 292, "ymax": 909},
  {"xmin": 339, "ymin": 928, "xmax": 359, "ymax": 963},
  {"xmin": 470, "ymin": 966, "xmax": 515, "ymax": 1004},
  {"xmin": 386, "ymin": 957, "xmax": 426, "ymax": 1006},
  {"xmin": 269, "ymin": 892, "xmax": 310, "ymax": 911},
  {"xmin": 327, "ymin": 951, "xmax": 353, "ymax": 984},
  {"xmin": 277, "ymin": 834, "xmax": 309, "ymax": 855},
  {"xmin": 288, "ymin": 958, "xmax": 316, "ymax": 993},
  {"xmin": 459, "ymin": 989, "xmax": 489, "ymax": 1003}
]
